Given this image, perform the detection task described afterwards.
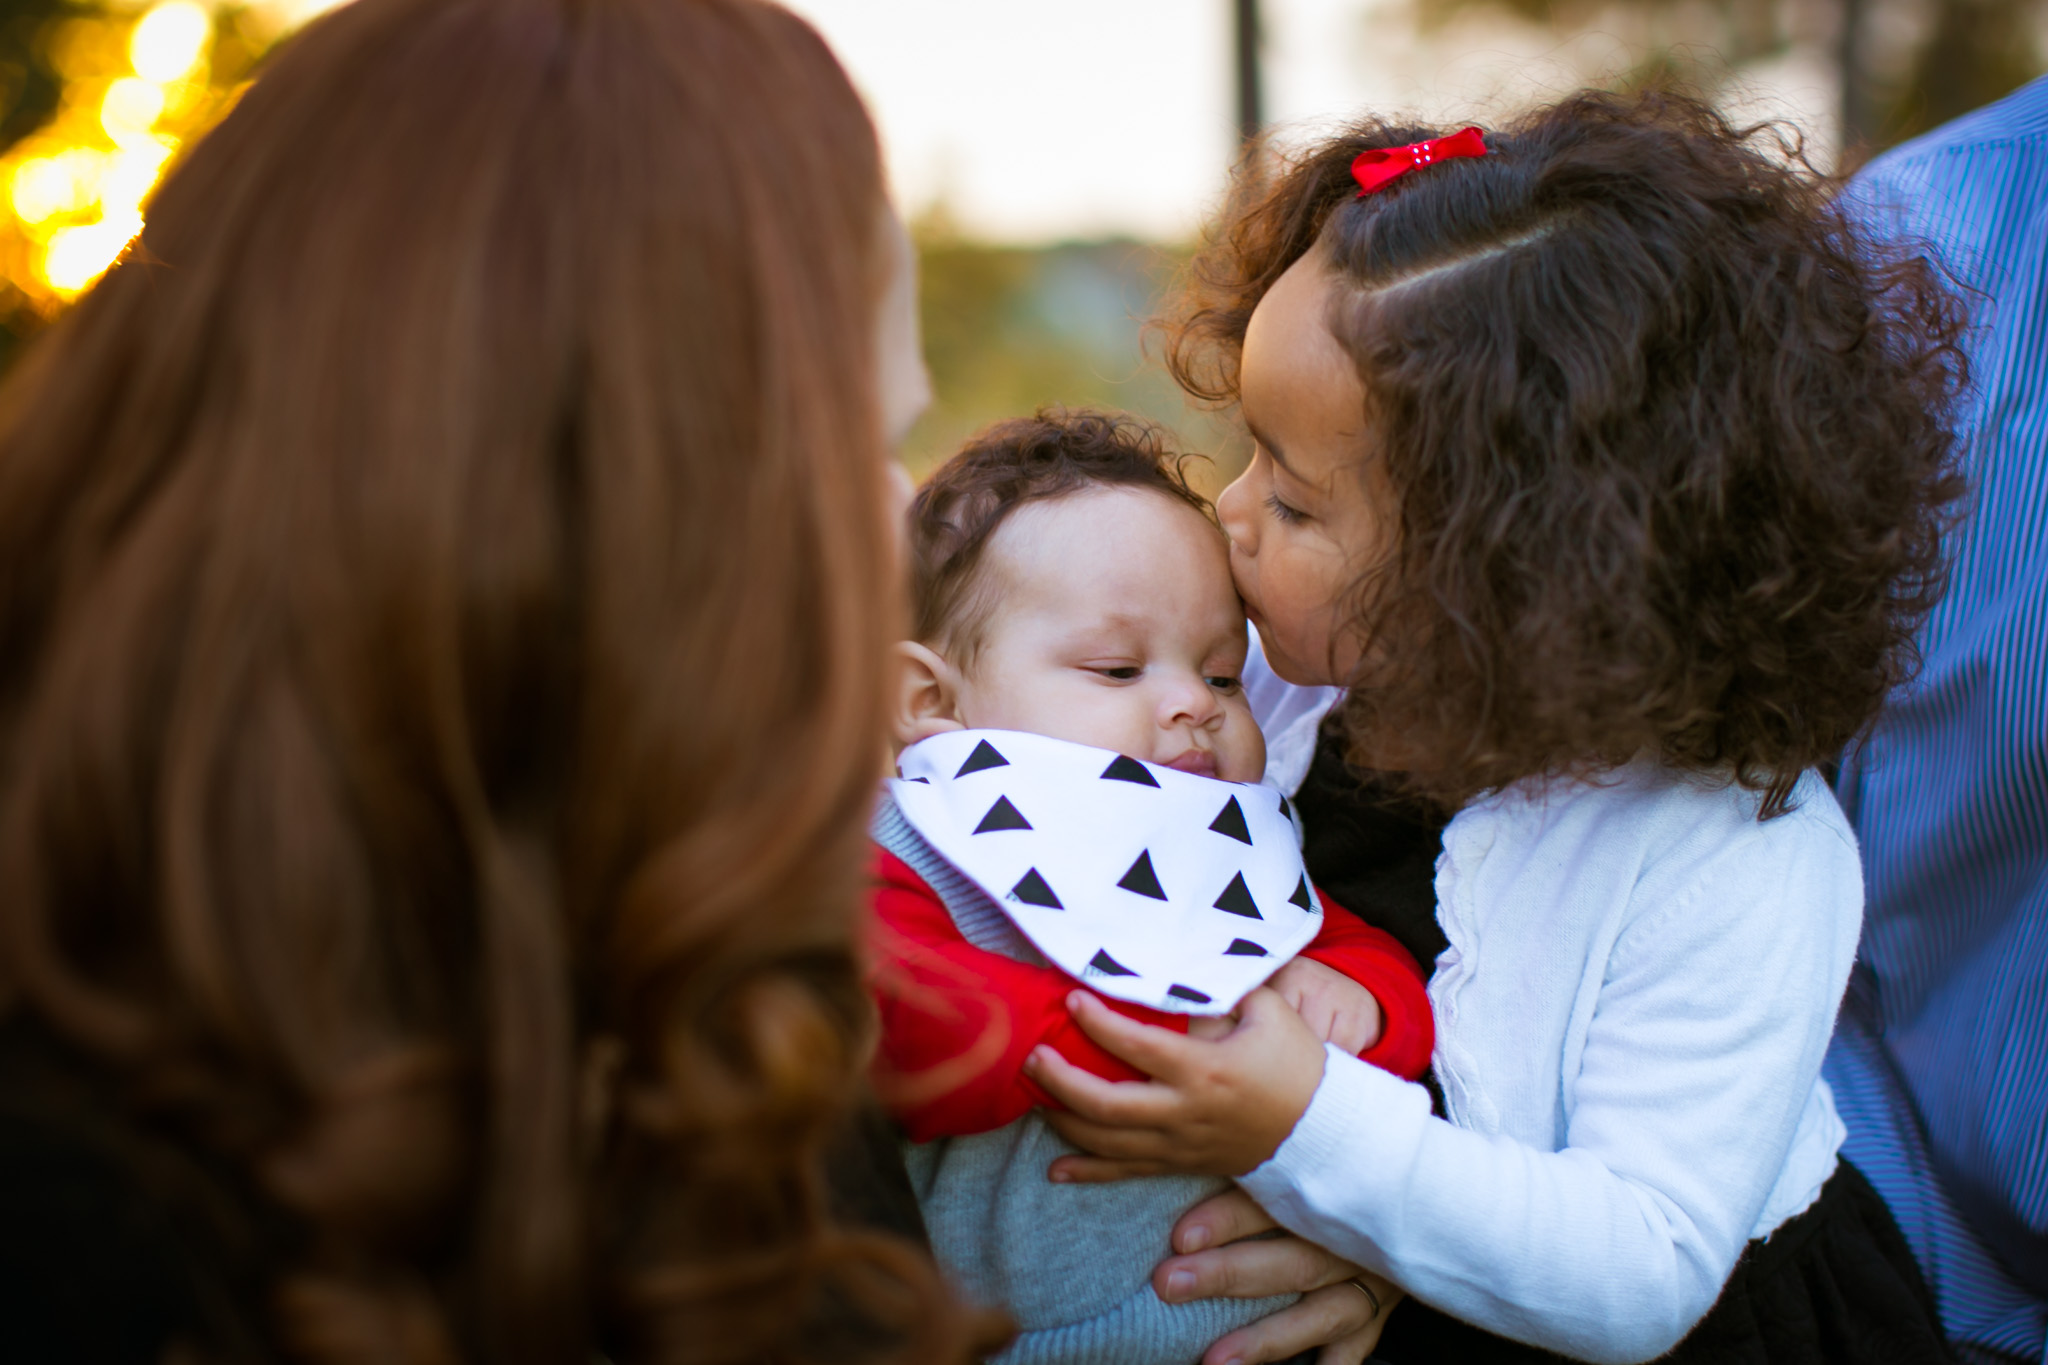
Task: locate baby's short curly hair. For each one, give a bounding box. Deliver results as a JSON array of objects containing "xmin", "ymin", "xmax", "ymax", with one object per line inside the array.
[
  {"xmin": 1164, "ymin": 89, "xmax": 1968, "ymax": 816},
  {"xmin": 908, "ymin": 408, "xmax": 1213, "ymax": 667}
]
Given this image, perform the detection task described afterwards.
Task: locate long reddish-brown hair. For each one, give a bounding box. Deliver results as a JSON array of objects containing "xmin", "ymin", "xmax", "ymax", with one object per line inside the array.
[{"xmin": 0, "ymin": 0, "xmax": 967, "ymax": 1361}]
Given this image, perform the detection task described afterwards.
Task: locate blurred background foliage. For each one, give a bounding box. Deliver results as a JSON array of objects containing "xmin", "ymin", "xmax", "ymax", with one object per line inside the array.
[
  {"xmin": 1406, "ymin": 0, "xmax": 2046, "ymax": 151},
  {"xmin": 903, "ymin": 213, "xmax": 1246, "ymax": 493},
  {"xmin": 0, "ymin": 0, "xmax": 2035, "ymax": 487}
]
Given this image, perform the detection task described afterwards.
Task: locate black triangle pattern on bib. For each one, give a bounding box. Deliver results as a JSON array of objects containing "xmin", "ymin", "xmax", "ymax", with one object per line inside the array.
[
  {"xmin": 1087, "ymin": 949, "xmax": 1138, "ymax": 977},
  {"xmin": 893, "ymin": 731, "xmax": 1326, "ymax": 1016},
  {"xmin": 1209, "ymin": 796, "xmax": 1252, "ymax": 845},
  {"xmin": 957, "ymin": 739, "xmax": 1010, "ymax": 777},
  {"xmin": 1117, "ymin": 850, "xmax": 1168, "ymax": 900},
  {"xmin": 1100, "ymin": 754, "xmax": 1160, "ymax": 787},
  {"xmin": 974, "ymin": 795, "xmax": 1032, "ymax": 833},
  {"xmin": 1010, "ymin": 868, "xmax": 1062, "ymax": 908},
  {"xmin": 1214, "ymin": 871, "xmax": 1262, "ymax": 919}
]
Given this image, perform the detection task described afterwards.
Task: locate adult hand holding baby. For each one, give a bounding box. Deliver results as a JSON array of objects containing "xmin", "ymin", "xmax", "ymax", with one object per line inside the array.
[
  {"xmin": 1161, "ymin": 1188, "xmax": 1401, "ymax": 1365},
  {"xmin": 1027, "ymin": 979, "xmax": 1401, "ymax": 1363}
]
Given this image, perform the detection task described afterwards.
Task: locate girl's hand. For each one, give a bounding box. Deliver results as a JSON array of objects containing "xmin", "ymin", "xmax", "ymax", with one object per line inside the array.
[
  {"xmin": 1160, "ymin": 1188, "xmax": 1400, "ymax": 1365},
  {"xmin": 1026, "ymin": 986, "xmax": 1326, "ymax": 1180}
]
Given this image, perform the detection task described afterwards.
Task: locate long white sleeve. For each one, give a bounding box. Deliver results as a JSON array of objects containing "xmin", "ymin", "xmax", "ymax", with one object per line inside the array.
[{"xmin": 1239, "ymin": 770, "xmax": 1862, "ymax": 1364}]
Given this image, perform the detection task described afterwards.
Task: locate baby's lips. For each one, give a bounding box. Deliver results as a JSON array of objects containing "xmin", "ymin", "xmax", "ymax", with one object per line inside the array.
[{"xmin": 1161, "ymin": 750, "xmax": 1219, "ymax": 778}]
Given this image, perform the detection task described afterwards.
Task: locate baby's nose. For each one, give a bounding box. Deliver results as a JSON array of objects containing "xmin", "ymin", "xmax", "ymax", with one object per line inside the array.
[{"xmin": 1161, "ymin": 675, "xmax": 1223, "ymax": 728}]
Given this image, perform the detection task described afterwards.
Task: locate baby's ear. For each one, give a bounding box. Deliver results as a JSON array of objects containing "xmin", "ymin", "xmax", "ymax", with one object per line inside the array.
[{"xmin": 893, "ymin": 641, "xmax": 966, "ymax": 747}]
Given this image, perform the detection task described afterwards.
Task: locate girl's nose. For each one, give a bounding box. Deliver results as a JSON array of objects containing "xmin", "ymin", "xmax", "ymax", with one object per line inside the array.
[{"xmin": 1216, "ymin": 470, "xmax": 1258, "ymax": 557}]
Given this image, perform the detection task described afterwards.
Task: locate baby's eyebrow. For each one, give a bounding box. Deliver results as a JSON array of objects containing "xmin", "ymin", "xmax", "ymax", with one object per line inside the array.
[{"xmin": 1076, "ymin": 610, "xmax": 1152, "ymax": 635}]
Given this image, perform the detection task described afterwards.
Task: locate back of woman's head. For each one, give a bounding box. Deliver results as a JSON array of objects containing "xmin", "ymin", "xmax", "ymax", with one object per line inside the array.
[
  {"xmin": 0, "ymin": 0, "xmax": 962, "ymax": 1360},
  {"xmin": 1168, "ymin": 89, "xmax": 1967, "ymax": 815}
]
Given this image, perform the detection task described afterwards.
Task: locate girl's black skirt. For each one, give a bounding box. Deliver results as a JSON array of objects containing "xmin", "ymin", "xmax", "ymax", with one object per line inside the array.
[{"xmin": 1361, "ymin": 1159, "xmax": 1952, "ymax": 1365}]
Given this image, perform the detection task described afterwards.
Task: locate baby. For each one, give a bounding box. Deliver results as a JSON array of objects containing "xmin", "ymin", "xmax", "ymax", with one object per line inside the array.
[{"xmin": 866, "ymin": 410, "xmax": 1431, "ymax": 1365}]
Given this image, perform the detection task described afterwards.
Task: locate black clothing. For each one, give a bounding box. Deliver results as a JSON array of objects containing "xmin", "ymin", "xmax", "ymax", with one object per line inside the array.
[
  {"xmin": 1372, "ymin": 1160, "xmax": 1953, "ymax": 1364},
  {"xmin": 826, "ymin": 1100, "xmax": 931, "ymax": 1246},
  {"xmin": 0, "ymin": 1018, "xmax": 284, "ymax": 1364},
  {"xmin": 1294, "ymin": 718, "xmax": 1453, "ymax": 1115},
  {"xmin": 1291, "ymin": 719, "xmax": 1451, "ymax": 972}
]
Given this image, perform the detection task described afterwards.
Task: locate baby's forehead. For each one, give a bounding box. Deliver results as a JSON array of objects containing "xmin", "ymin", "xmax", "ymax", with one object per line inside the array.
[{"xmin": 981, "ymin": 486, "xmax": 1242, "ymax": 633}]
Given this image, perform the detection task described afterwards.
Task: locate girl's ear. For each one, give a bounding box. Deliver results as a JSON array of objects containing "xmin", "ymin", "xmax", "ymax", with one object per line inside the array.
[{"xmin": 894, "ymin": 641, "xmax": 967, "ymax": 746}]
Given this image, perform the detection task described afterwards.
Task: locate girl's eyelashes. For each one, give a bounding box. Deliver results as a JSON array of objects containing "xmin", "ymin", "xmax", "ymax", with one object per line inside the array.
[
  {"xmin": 1265, "ymin": 493, "xmax": 1308, "ymax": 525},
  {"xmin": 1092, "ymin": 665, "xmax": 1142, "ymax": 681},
  {"xmin": 1205, "ymin": 675, "xmax": 1242, "ymax": 694}
]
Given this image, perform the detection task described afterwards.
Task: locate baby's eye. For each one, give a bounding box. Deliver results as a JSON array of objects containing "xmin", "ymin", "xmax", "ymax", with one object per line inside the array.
[
  {"xmin": 1265, "ymin": 493, "xmax": 1308, "ymax": 526},
  {"xmin": 1206, "ymin": 675, "xmax": 1242, "ymax": 694},
  {"xmin": 1095, "ymin": 666, "xmax": 1142, "ymax": 681}
]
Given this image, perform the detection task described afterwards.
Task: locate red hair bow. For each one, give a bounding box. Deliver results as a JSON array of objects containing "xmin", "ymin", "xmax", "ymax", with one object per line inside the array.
[{"xmin": 1350, "ymin": 126, "xmax": 1489, "ymax": 196}]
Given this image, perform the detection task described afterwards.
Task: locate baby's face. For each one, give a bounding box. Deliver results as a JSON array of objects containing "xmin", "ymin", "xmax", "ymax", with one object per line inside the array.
[{"xmin": 952, "ymin": 485, "xmax": 1265, "ymax": 783}]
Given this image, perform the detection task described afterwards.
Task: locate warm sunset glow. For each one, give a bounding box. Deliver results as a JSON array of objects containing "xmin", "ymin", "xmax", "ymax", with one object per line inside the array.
[
  {"xmin": 0, "ymin": 1, "xmax": 320, "ymax": 306},
  {"xmin": 130, "ymin": 2, "xmax": 213, "ymax": 83}
]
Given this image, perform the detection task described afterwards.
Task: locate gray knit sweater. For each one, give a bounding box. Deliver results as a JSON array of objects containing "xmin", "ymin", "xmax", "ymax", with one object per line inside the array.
[{"xmin": 875, "ymin": 795, "xmax": 1297, "ymax": 1365}]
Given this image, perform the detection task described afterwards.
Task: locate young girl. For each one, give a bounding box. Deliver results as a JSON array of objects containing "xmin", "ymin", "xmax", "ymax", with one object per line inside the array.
[{"xmin": 1022, "ymin": 91, "xmax": 1964, "ymax": 1364}]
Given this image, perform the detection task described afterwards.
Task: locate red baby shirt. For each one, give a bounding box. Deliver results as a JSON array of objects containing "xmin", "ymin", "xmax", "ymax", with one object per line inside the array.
[{"xmin": 867, "ymin": 846, "xmax": 1435, "ymax": 1143}]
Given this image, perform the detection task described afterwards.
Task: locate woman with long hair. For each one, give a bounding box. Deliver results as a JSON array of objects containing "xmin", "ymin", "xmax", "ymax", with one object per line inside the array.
[{"xmin": 0, "ymin": 1, "xmax": 969, "ymax": 1361}]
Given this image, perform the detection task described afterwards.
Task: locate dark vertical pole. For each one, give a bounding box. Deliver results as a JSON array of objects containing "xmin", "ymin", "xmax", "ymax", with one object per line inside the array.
[
  {"xmin": 1234, "ymin": 0, "xmax": 1264, "ymax": 147},
  {"xmin": 1838, "ymin": 0, "xmax": 1870, "ymax": 163}
]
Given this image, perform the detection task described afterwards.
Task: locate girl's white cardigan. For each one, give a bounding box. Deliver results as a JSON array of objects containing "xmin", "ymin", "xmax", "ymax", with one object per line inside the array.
[{"xmin": 1240, "ymin": 641, "xmax": 1859, "ymax": 1364}]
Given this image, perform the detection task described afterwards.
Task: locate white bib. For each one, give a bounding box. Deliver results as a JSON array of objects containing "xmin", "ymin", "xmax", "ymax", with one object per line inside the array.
[{"xmin": 889, "ymin": 729, "xmax": 1321, "ymax": 1016}]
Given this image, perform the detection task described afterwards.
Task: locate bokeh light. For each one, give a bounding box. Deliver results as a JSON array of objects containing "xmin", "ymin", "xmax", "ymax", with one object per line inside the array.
[
  {"xmin": 0, "ymin": 0, "xmax": 330, "ymax": 311},
  {"xmin": 130, "ymin": 2, "xmax": 213, "ymax": 83}
]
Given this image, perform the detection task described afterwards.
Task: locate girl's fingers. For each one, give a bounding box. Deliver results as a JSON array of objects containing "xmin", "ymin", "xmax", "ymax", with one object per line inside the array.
[
  {"xmin": 1154, "ymin": 1233, "xmax": 1354, "ymax": 1304},
  {"xmin": 1063, "ymin": 991, "xmax": 1198, "ymax": 1078},
  {"xmin": 1039, "ymin": 1106, "xmax": 1173, "ymax": 1160},
  {"xmin": 1170, "ymin": 1188, "xmax": 1279, "ymax": 1255},
  {"xmin": 1044, "ymin": 1151, "xmax": 1165, "ymax": 1183},
  {"xmin": 1025, "ymin": 1043, "xmax": 1178, "ymax": 1124},
  {"xmin": 1197, "ymin": 1281, "xmax": 1381, "ymax": 1365}
]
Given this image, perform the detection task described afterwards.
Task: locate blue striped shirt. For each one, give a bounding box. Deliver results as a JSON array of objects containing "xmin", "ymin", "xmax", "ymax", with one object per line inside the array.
[{"xmin": 1823, "ymin": 74, "xmax": 2048, "ymax": 1365}]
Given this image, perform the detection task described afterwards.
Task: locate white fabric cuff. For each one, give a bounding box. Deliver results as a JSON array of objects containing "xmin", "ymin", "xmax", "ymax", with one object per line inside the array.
[{"xmin": 1239, "ymin": 1043, "xmax": 1433, "ymax": 1260}]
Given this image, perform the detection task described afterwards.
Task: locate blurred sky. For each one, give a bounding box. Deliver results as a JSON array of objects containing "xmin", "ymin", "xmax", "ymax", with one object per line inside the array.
[{"xmin": 781, "ymin": 0, "xmax": 1843, "ymax": 243}]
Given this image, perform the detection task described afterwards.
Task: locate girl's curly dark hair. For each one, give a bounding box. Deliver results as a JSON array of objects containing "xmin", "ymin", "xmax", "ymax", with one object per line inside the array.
[{"xmin": 1165, "ymin": 90, "xmax": 1969, "ymax": 816}]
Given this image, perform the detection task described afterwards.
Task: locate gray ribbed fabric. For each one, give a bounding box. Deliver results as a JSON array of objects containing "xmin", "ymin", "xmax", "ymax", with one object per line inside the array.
[
  {"xmin": 874, "ymin": 794, "xmax": 1045, "ymax": 965},
  {"xmin": 874, "ymin": 794, "xmax": 1298, "ymax": 1365}
]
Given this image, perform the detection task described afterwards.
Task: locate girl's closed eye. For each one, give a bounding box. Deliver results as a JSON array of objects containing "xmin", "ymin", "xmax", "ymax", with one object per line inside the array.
[
  {"xmin": 1092, "ymin": 665, "xmax": 1142, "ymax": 681},
  {"xmin": 1265, "ymin": 493, "xmax": 1308, "ymax": 525},
  {"xmin": 1206, "ymin": 674, "xmax": 1242, "ymax": 694}
]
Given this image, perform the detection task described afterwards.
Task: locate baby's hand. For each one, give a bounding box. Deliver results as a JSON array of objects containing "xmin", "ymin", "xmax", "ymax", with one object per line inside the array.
[{"xmin": 1267, "ymin": 957, "xmax": 1382, "ymax": 1056}]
